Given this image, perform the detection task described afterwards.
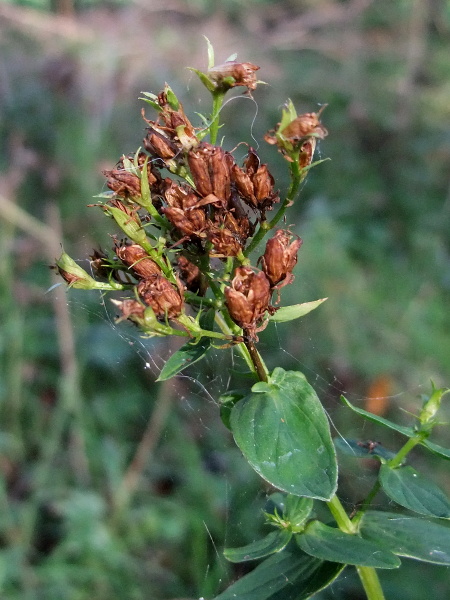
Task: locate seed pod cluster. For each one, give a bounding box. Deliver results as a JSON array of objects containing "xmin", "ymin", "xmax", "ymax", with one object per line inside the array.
[{"xmin": 57, "ymin": 67, "xmax": 324, "ymax": 341}]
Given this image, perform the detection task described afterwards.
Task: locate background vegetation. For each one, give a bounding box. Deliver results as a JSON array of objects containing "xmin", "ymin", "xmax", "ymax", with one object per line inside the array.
[{"xmin": 1, "ymin": 0, "xmax": 449, "ymax": 598}]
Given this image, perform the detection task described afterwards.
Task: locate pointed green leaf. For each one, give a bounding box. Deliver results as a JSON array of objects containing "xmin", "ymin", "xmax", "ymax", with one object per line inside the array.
[
  {"xmin": 269, "ymin": 299, "xmax": 327, "ymax": 323},
  {"xmin": 379, "ymin": 465, "xmax": 450, "ymax": 518},
  {"xmin": 422, "ymin": 439, "xmax": 450, "ymax": 460},
  {"xmin": 334, "ymin": 438, "xmax": 396, "ymax": 461},
  {"xmin": 341, "ymin": 397, "xmax": 450, "ymax": 459},
  {"xmin": 189, "ymin": 67, "xmax": 216, "ymax": 92},
  {"xmin": 213, "ymin": 546, "xmax": 344, "ymax": 600},
  {"xmin": 230, "ymin": 368, "xmax": 338, "ymax": 500},
  {"xmin": 340, "ymin": 396, "xmax": 415, "ymax": 437},
  {"xmin": 359, "ymin": 511, "xmax": 450, "ymax": 564},
  {"xmin": 224, "ymin": 530, "xmax": 292, "ymax": 563},
  {"xmin": 296, "ymin": 521, "xmax": 400, "ymax": 569},
  {"xmin": 156, "ymin": 310, "xmax": 214, "ymax": 381},
  {"xmin": 204, "ymin": 35, "xmax": 215, "ymax": 69}
]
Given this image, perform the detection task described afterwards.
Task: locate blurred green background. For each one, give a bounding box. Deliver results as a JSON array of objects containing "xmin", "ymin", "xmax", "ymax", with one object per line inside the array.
[{"xmin": 1, "ymin": 0, "xmax": 449, "ymax": 598}]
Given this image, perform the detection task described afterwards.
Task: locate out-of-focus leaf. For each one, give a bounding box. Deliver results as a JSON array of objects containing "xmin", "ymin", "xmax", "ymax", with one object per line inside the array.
[{"xmin": 231, "ymin": 368, "xmax": 337, "ymax": 500}]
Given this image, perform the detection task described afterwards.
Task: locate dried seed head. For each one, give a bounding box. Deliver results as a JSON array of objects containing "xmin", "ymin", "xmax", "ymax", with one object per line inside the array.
[
  {"xmin": 56, "ymin": 252, "xmax": 100, "ymax": 290},
  {"xmin": 233, "ymin": 148, "xmax": 279, "ymax": 212},
  {"xmin": 225, "ymin": 267, "xmax": 271, "ymax": 335},
  {"xmin": 187, "ymin": 143, "xmax": 232, "ymax": 201},
  {"xmin": 208, "ymin": 61, "xmax": 260, "ymax": 92},
  {"xmin": 177, "ymin": 255, "xmax": 203, "ymax": 294},
  {"xmin": 137, "ymin": 275, "xmax": 184, "ymax": 319},
  {"xmin": 112, "ymin": 299, "xmax": 146, "ymax": 324},
  {"xmin": 280, "ymin": 111, "xmax": 328, "ymax": 141},
  {"xmin": 260, "ymin": 230, "xmax": 302, "ymax": 288},
  {"xmin": 115, "ymin": 244, "xmax": 161, "ymax": 279},
  {"xmin": 143, "ymin": 127, "xmax": 179, "ymax": 160},
  {"xmin": 163, "ymin": 182, "xmax": 206, "ymax": 237}
]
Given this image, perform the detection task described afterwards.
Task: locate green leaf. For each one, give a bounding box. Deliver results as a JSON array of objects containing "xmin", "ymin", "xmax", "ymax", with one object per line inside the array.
[
  {"xmin": 204, "ymin": 35, "xmax": 215, "ymax": 69},
  {"xmin": 340, "ymin": 396, "xmax": 415, "ymax": 437},
  {"xmin": 359, "ymin": 511, "xmax": 450, "ymax": 565},
  {"xmin": 213, "ymin": 546, "xmax": 344, "ymax": 600},
  {"xmin": 189, "ymin": 67, "xmax": 216, "ymax": 92},
  {"xmin": 422, "ymin": 439, "xmax": 450, "ymax": 460},
  {"xmin": 284, "ymin": 496, "xmax": 314, "ymax": 529},
  {"xmin": 296, "ymin": 521, "xmax": 400, "ymax": 569},
  {"xmin": 341, "ymin": 396, "xmax": 450, "ymax": 460},
  {"xmin": 224, "ymin": 530, "xmax": 292, "ymax": 563},
  {"xmin": 334, "ymin": 438, "xmax": 396, "ymax": 461},
  {"xmin": 230, "ymin": 368, "xmax": 338, "ymax": 500},
  {"xmin": 156, "ymin": 311, "xmax": 214, "ymax": 381},
  {"xmin": 269, "ymin": 298, "xmax": 327, "ymax": 323},
  {"xmin": 379, "ymin": 465, "xmax": 450, "ymax": 518},
  {"xmin": 219, "ymin": 390, "xmax": 246, "ymax": 431}
]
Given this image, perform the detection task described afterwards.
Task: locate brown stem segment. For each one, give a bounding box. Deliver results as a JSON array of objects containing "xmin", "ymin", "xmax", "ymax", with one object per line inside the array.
[{"xmin": 243, "ymin": 334, "xmax": 268, "ymax": 382}]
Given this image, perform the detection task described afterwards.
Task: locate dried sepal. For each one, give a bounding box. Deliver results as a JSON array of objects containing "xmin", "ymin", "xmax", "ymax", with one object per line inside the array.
[{"xmin": 232, "ymin": 148, "xmax": 279, "ymax": 212}]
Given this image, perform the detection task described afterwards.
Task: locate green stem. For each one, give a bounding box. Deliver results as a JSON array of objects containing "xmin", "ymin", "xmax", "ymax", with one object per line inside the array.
[
  {"xmin": 209, "ymin": 90, "xmax": 226, "ymax": 145},
  {"xmin": 387, "ymin": 434, "xmax": 425, "ymax": 469},
  {"xmin": 243, "ymin": 337, "xmax": 269, "ymax": 382},
  {"xmin": 356, "ymin": 566, "xmax": 387, "ymax": 600},
  {"xmin": 244, "ymin": 157, "xmax": 302, "ymax": 257},
  {"xmin": 327, "ymin": 495, "xmax": 386, "ymax": 600}
]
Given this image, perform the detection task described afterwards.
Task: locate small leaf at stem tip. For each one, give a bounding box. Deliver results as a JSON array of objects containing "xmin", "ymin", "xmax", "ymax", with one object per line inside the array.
[
  {"xmin": 224, "ymin": 529, "xmax": 292, "ymax": 563},
  {"xmin": 204, "ymin": 35, "xmax": 215, "ymax": 69},
  {"xmin": 379, "ymin": 464, "xmax": 450, "ymax": 518},
  {"xmin": 269, "ymin": 298, "xmax": 327, "ymax": 323}
]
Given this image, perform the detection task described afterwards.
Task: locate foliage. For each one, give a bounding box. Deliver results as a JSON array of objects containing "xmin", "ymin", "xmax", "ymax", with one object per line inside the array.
[{"xmin": 1, "ymin": 2, "xmax": 450, "ymax": 599}]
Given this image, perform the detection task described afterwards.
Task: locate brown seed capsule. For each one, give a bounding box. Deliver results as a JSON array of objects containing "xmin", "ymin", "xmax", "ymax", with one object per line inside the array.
[
  {"xmin": 177, "ymin": 255, "xmax": 203, "ymax": 294},
  {"xmin": 260, "ymin": 230, "xmax": 302, "ymax": 288},
  {"xmin": 232, "ymin": 148, "xmax": 279, "ymax": 211},
  {"xmin": 224, "ymin": 267, "xmax": 271, "ymax": 336},
  {"xmin": 113, "ymin": 299, "xmax": 146, "ymax": 324},
  {"xmin": 208, "ymin": 61, "xmax": 260, "ymax": 92},
  {"xmin": 137, "ymin": 275, "xmax": 184, "ymax": 320},
  {"xmin": 280, "ymin": 111, "xmax": 328, "ymax": 141},
  {"xmin": 143, "ymin": 127, "xmax": 179, "ymax": 160},
  {"xmin": 187, "ymin": 143, "xmax": 232, "ymax": 202},
  {"xmin": 163, "ymin": 182, "xmax": 206, "ymax": 237},
  {"xmin": 115, "ymin": 244, "xmax": 161, "ymax": 279}
]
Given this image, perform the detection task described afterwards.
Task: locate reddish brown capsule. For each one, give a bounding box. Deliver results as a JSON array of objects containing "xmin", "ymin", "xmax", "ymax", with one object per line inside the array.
[
  {"xmin": 208, "ymin": 61, "xmax": 260, "ymax": 92},
  {"xmin": 187, "ymin": 143, "xmax": 232, "ymax": 202},
  {"xmin": 232, "ymin": 149, "xmax": 279, "ymax": 212},
  {"xmin": 115, "ymin": 244, "xmax": 161, "ymax": 279},
  {"xmin": 280, "ymin": 111, "xmax": 328, "ymax": 141},
  {"xmin": 177, "ymin": 255, "xmax": 203, "ymax": 294},
  {"xmin": 143, "ymin": 127, "xmax": 179, "ymax": 160},
  {"xmin": 137, "ymin": 275, "xmax": 184, "ymax": 320},
  {"xmin": 260, "ymin": 229, "xmax": 302, "ymax": 288},
  {"xmin": 225, "ymin": 267, "xmax": 271, "ymax": 337},
  {"xmin": 113, "ymin": 299, "xmax": 146, "ymax": 324}
]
